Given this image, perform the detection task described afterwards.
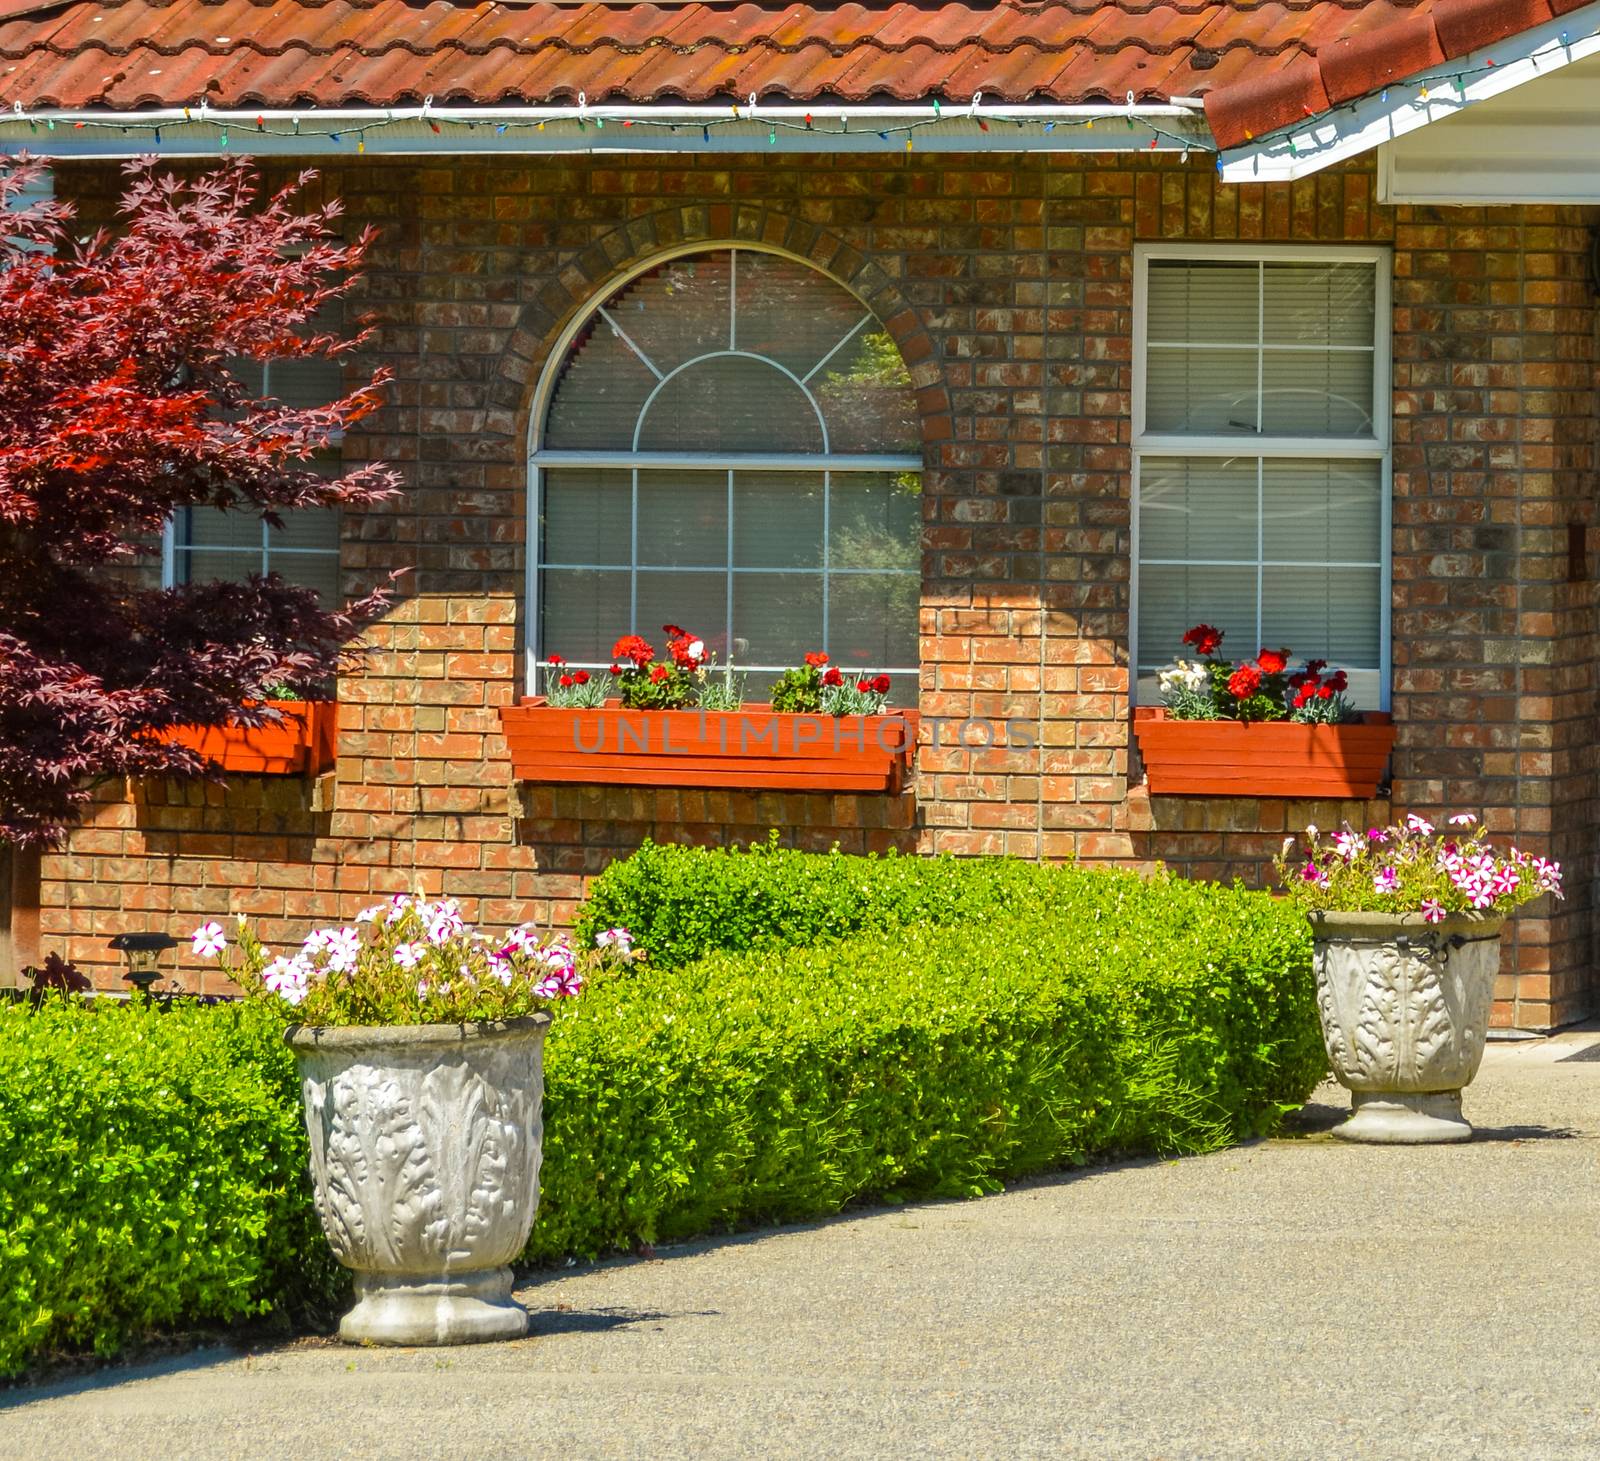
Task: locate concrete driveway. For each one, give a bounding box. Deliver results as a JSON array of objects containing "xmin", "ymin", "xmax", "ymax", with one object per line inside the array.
[{"xmin": 6, "ymin": 1030, "xmax": 1599, "ymax": 1460}]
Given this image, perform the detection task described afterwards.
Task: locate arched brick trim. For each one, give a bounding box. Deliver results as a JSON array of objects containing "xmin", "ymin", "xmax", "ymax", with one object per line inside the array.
[{"xmin": 490, "ymin": 203, "xmax": 951, "ymax": 452}]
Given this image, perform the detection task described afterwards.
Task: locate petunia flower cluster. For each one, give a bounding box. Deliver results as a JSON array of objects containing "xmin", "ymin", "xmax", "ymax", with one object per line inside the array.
[
  {"xmin": 1159, "ymin": 623, "xmax": 1358, "ymax": 725},
  {"xmin": 192, "ymin": 894, "xmax": 640, "ymax": 1027},
  {"xmin": 1276, "ymin": 812, "xmax": 1563, "ymax": 918}
]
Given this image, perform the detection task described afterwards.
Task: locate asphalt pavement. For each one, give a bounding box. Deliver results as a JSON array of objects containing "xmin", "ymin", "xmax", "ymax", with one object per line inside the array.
[{"xmin": 5, "ymin": 1029, "xmax": 1599, "ymax": 1459}]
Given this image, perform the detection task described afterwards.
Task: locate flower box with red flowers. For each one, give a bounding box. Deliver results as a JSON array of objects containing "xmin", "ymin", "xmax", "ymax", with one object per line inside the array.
[
  {"xmin": 154, "ymin": 699, "xmax": 338, "ymax": 776},
  {"xmin": 498, "ymin": 633, "xmax": 918, "ymax": 793},
  {"xmin": 1134, "ymin": 624, "xmax": 1396, "ymax": 799}
]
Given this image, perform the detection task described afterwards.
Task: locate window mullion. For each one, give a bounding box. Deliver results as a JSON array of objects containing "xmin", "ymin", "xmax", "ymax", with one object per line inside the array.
[
  {"xmin": 726, "ymin": 468, "xmax": 735, "ymax": 677},
  {"xmin": 630, "ymin": 466, "xmax": 640, "ymax": 635}
]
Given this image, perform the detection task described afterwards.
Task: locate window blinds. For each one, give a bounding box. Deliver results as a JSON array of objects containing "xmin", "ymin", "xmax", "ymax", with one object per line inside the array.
[{"xmin": 1136, "ymin": 255, "xmax": 1385, "ymax": 696}]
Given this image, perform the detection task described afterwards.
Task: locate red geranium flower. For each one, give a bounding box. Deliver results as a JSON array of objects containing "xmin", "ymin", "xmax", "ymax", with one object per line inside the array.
[
  {"xmin": 609, "ymin": 663, "xmax": 623, "ymax": 676},
  {"xmin": 1227, "ymin": 664, "xmax": 1262, "ymax": 700},
  {"xmin": 548, "ymin": 653, "xmax": 566, "ymax": 667},
  {"xmin": 649, "ymin": 663, "xmax": 671, "ymax": 684},
  {"xmin": 1293, "ymin": 684, "xmax": 1313, "ymax": 708},
  {"xmin": 1256, "ymin": 647, "xmax": 1289, "ymax": 676},
  {"xmin": 857, "ymin": 678, "xmax": 874, "ymax": 692},
  {"xmin": 822, "ymin": 667, "xmax": 843, "ymax": 687},
  {"xmin": 872, "ymin": 674, "xmax": 891, "ymax": 694},
  {"xmin": 613, "ymin": 634, "xmax": 654, "ymax": 667},
  {"xmin": 1316, "ymin": 684, "xmax": 1334, "ymax": 700},
  {"xmin": 804, "ymin": 651, "xmax": 829, "ymax": 668},
  {"xmin": 1324, "ymin": 670, "xmax": 1348, "ymax": 693},
  {"xmin": 1182, "ymin": 623, "xmax": 1224, "ymax": 657},
  {"xmin": 558, "ymin": 674, "xmax": 574, "ymax": 688},
  {"xmin": 574, "ymin": 670, "xmax": 590, "ymax": 685},
  {"xmin": 662, "ymin": 624, "xmax": 687, "ymax": 639}
]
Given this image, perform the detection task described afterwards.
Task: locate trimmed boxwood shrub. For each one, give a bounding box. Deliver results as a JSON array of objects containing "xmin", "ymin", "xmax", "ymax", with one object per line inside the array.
[
  {"xmin": 0, "ymin": 998, "xmax": 345, "ymax": 1378},
  {"xmin": 573, "ymin": 834, "xmax": 1070, "ymax": 969},
  {"xmin": 534, "ymin": 864, "xmax": 1323, "ymax": 1259},
  {"xmin": 0, "ymin": 853, "xmax": 1324, "ymax": 1375}
]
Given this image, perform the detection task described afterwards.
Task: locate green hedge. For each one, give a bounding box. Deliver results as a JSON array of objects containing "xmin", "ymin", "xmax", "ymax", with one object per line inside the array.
[
  {"xmin": 573, "ymin": 834, "xmax": 1072, "ymax": 969},
  {"xmin": 0, "ymin": 999, "xmax": 344, "ymax": 1378},
  {"xmin": 536, "ymin": 862, "xmax": 1323, "ymax": 1257},
  {"xmin": 0, "ymin": 855, "xmax": 1324, "ymax": 1376}
]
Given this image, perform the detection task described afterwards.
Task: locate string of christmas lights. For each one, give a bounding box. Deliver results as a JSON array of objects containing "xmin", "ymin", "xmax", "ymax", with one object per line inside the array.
[{"xmin": 3, "ymin": 91, "xmax": 1212, "ymax": 158}]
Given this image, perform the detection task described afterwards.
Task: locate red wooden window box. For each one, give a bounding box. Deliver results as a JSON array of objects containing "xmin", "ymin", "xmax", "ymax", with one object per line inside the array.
[
  {"xmin": 156, "ymin": 700, "xmax": 338, "ymax": 776},
  {"xmin": 1133, "ymin": 706, "xmax": 1396, "ymax": 799},
  {"xmin": 499, "ymin": 699, "xmax": 919, "ymax": 793}
]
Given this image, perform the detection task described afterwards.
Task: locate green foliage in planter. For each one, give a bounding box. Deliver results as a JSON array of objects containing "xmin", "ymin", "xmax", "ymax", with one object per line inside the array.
[
  {"xmin": 0, "ymin": 998, "xmax": 344, "ymax": 1379},
  {"xmin": 573, "ymin": 834, "xmax": 1066, "ymax": 970},
  {"xmin": 531, "ymin": 865, "xmax": 1324, "ymax": 1260}
]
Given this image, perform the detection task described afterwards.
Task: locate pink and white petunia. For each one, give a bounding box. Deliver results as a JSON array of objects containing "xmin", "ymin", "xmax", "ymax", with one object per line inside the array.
[
  {"xmin": 1420, "ymin": 899, "xmax": 1445, "ymax": 924},
  {"xmin": 191, "ymin": 922, "xmax": 227, "ymax": 959}
]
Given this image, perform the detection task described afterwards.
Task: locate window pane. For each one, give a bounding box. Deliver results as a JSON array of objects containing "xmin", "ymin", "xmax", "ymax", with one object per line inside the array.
[
  {"xmin": 541, "ymin": 569, "xmax": 630, "ymax": 663},
  {"xmin": 1146, "ymin": 260, "xmax": 1257, "ymax": 344},
  {"xmin": 637, "ymin": 470, "xmax": 726, "ymax": 568},
  {"xmin": 1136, "ymin": 564, "xmax": 1257, "ymax": 672},
  {"xmin": 1144, "ymin": 347, "xmax": 1260, "ymax": 435},
  {"xmin": 1263, "ymin": 263, "xmax": 1375, "ymax": 347},
  {"xmin": 606, "ymin": 254, "xmax": 734, "ymax": 375},
  {"xmin": 636, "ymin": 357, "xmax": 824, "ymax": 453},
  {"xmin": 542, "ymin": 468, "xmax": 632, "ymax": 566},
  {"xmin": 734, "ymin": 573, "xmax": 823, "ymax": 667},
  {"xmin": 830, "ymin": 472, "xmax": 921, "ymax": 571},
  {"xmin": 184, "ymin": 507, "xmax": 261, "ymax": 556},
  {"xmin": 814, "ymin": 330, "xmax": 921, "ymax": 455},
  {"xmin": 1261, "ymin": 566, "xmax": 1382, "ymax": 669},
  {"xmin": 1260, "ymin": 350, "xmax": 1374, "ymax": 436},
  {"xmin": 1138, "ymin": 457, "xmax": 1257, "ymax": 562},
  {"xmin": 734, "ymin": 251, "xmax": 867, "ymax": 379},
  {"xmin": 636, "ymin": 571, "xmax": 728, "ymax": 660},
  {"xmin": 543, "ymin": 325, "xmax": 657, "ymax": 451},
  {"xmin": 177, "ymin": 548, "xmax": 260, "ymax": 585},
  {"xmin": 272, "ymin": 553, "xmax": 341, "ymax": 600},
  {"xmin": 830, "ymin": 573, "xmax": 919, "ymax": 670},
  {"xmin": 1262, "ymin": 460, "xmax": 1382, "ymax": 563},
  {"xmin": 271, "ymin": 507, "xmax": 339, "ymax": 555},
  {"xmin": 734, "ymin": 471, "xmax": 823, "ymax": 570}
]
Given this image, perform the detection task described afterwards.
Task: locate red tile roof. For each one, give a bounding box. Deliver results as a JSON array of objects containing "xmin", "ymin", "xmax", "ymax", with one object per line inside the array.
[
  {"xmin": 0, "ymin": 0, "xmax": 1572, "ymax": 153},
  {"xmin": 1203, "ymin": 0, "xmax": 1592, "ymax": 148}
]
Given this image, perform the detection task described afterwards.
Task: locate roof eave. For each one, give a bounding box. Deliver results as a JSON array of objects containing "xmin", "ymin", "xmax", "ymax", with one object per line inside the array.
[{"xmin": 1214, "ymin": 0, "xmax": 1600, "ymax": 184}]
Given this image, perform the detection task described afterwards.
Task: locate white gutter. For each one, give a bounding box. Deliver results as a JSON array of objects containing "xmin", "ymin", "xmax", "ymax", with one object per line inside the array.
[
  {"xmin": 1215, "ymin": 0, "xmax": 1600, "ymax": 183},
  {"xmin": 0, "ymin": 98, "xmax": 1214, "ymax": 160}
]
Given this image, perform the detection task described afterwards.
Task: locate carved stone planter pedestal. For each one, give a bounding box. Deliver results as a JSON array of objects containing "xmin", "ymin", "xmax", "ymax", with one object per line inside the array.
[
  {"xmin": 1310, "ymin": 910, "xmax": 1504, "ymax": 1144},
  {"xmin": 286, "ymin": 1016, "xmax": 551, "ymax": 1345}
]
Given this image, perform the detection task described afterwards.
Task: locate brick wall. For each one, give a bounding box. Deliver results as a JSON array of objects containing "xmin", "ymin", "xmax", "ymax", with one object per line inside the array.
[{"xmin": 21, "ymin": 152, "xmax": 1599, "ymax": 1029}]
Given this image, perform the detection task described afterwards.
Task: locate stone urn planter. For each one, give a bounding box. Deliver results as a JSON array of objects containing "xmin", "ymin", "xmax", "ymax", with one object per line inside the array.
[
  {"xmin": 286, "ymin": 1015, "xmax": 552, "ymax": 1345},
  {"xmin": 1309, "ymin": 910, "xmax": 1504, "ymax": 1144}
]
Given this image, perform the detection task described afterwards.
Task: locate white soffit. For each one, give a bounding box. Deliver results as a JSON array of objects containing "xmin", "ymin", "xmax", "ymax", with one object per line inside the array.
[
  {"xmin": 1380, "ymin": 50, "xmax": 1600, "ymax": 203},
  {"xmin": 1217, "ymin": 0, "xmax": 1600, "ymax": 186}
]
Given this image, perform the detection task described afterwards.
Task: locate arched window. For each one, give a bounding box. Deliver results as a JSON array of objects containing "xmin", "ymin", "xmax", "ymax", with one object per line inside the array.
[{"xmin": 530, "ymin": 248, "xmax": 922, "ymax": 695}]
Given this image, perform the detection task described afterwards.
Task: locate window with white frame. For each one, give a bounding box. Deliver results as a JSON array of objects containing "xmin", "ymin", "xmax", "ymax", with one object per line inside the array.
[
  {"xmin": 1132, "ymin": 245, "xmax": 1391, "ymax": 708},
  {"xmin": 530, "ymin": 247, "xmax": 923, "ymax": 696},
  {"xmin": 163, "ymin": 304, "xmax": 344, "ymax": 601}
]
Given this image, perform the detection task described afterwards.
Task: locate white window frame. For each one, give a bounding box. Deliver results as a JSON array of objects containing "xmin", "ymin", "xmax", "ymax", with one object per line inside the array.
[
  {"xmin": 160, "ymin": 353, "xmax": 343, "ymax": 590},
  {"xmin": 524, "ymin": 243, "xmax": 924, "ymax": 694},
  {"xmin": 1130, "ymin": 241, "xmax": 1393, "ymax": 710}
]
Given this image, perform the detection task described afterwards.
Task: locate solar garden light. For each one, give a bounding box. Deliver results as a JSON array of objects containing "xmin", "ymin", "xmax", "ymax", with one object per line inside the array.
[{"xmin": 108, "ymin": 931, "xmax": 178, "ymax": 1001}]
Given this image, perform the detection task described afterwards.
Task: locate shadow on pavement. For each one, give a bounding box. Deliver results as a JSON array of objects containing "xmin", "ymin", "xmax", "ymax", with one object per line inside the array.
[
  {"xmin": 1469, "ymin": 1123, "xmax": 1583, "ymax": 1141},
  {"xmin": 0, "ymin": 1346, "xmax": 242, "ymax": 1410},
  {"xmin": 526, "ymin": 1305, "xmax": 716, "ymax": 1337}
]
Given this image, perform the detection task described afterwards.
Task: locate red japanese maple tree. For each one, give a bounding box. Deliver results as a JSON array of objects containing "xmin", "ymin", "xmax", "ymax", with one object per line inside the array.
[{"xmin": 0, "ymin": 157, "xmax": 402, "ymax": 846}]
